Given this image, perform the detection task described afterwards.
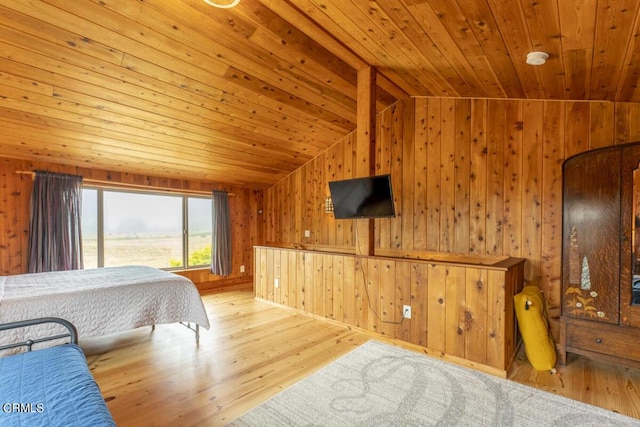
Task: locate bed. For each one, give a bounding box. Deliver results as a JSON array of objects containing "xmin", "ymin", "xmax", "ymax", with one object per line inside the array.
[
  {"xmin": 0, "ymin": 317, "xmax": 116, "ymax": 427},
  {"xmin": 0, "ymin": 265, "xmax": 210, "ymax": 350}
]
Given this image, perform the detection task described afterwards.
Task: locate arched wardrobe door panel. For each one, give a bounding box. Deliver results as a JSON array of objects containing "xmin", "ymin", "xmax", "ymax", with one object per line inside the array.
[{"xmin": 561, "ymin": 141, "xmax": 640, "ymax": 368}]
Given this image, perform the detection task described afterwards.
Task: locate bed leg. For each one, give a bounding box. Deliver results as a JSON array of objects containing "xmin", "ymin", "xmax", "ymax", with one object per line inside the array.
[
  {"xmin": 151, "ymin": 324, "xmax": 155, "ymax": 332},
  {"xmin": 196, "ymin": 324, "xmax": 200, "ymax": 344}
]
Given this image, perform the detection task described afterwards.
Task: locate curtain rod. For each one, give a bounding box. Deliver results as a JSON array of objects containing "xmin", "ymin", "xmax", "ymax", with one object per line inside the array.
[{"xmin": 15, "ymin": 170, "xmax": 235, "ymax": 196}]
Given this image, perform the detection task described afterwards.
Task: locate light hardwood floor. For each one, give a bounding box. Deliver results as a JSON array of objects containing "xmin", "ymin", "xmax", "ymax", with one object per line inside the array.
[{"xmin": 83, "ymin": 289, "xmax": 640, "ymax": 426}]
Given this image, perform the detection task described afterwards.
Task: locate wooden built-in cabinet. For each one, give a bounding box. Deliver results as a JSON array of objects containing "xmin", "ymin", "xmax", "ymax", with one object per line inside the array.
[
  {"xmin": 254, "ymin": 246, "xmax": 525, "ymax": 377},
  {"xmin": 560, "ymin": 141, "xmax": 640, "ymax": 367}
]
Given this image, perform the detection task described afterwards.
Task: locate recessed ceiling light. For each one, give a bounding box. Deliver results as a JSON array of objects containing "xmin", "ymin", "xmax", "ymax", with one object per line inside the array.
[
  {"xmin": 204, "ymin": 0, "xmax": 240, "ymax": 8},
  {"xmin": 526, "ymin": 51, "xmax": 549, "ymax": 65}
]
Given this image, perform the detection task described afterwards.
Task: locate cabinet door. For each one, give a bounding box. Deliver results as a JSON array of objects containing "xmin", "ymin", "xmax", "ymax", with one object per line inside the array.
[
  {"xmin": 621, "ymin": 143, "xmax": 640, "ymax": 327},
  {"xmin": 562, "ymin": 147, "xmax": 620, "ymax": 324}
]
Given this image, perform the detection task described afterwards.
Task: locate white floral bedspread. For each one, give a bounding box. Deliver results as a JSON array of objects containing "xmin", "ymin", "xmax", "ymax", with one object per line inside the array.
[{"xmin": 0, "ymin": 266, "xmax": 210, "ymax": 350}]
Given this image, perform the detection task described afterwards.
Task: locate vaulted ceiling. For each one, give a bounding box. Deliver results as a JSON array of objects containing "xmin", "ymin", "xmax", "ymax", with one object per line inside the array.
[{"xmin": 1, "ymin": 0, "xmax": 639, "ymax": 188}]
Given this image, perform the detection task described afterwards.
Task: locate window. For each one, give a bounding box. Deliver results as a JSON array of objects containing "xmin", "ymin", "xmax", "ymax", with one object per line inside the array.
[
  {"xmin": 81, "ymin": 188, "xmax": 212, "ymax": 270},
  {"xmin": 187, "ymin": 197, "xmax": 212, "ymax": 267}
]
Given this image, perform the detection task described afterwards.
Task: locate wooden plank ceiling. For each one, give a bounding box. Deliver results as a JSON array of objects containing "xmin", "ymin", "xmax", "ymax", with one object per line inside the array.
[{"xmin": 0, "ymin": 0, "xmax": 639, "ymax": 188}]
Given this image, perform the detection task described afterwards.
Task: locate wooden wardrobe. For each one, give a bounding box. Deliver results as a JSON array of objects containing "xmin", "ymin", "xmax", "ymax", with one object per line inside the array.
[{"xmin": 560, "ymin": 141, "xmax": 640, "ymax": 366}]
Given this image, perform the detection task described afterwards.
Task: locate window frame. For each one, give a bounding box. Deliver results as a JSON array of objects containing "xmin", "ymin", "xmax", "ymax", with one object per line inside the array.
[{"xmin": 82, "ymin": 186, "xmax": 212, "ymax": 271}]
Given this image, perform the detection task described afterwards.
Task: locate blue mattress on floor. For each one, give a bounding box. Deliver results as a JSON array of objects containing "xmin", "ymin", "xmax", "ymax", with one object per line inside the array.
[{"xmin": 0, "ymin": 344, "xmax": 115, "ymax": 427}]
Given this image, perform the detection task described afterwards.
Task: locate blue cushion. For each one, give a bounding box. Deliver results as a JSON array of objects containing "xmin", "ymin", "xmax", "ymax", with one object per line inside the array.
[{"xmin": 0, "ymin": 344, "xmax": 115, "ymax": 426}]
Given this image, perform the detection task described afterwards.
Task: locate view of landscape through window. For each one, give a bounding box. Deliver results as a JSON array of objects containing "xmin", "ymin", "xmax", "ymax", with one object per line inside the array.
[{"xmin": 82, "ymin": 189, "xmax": 212, "ymax": 269}]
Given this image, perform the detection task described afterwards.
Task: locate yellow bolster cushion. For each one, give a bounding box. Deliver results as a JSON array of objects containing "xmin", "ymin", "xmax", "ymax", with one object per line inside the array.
[{"xmin": 514, "ymin": 285, "xmax": 557, "ymax": 371}]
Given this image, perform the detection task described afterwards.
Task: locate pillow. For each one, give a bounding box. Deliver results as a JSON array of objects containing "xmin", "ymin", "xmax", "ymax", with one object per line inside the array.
[{"xmin": 514, "ymin": 285, "xmax": 557, "ymax": 371}]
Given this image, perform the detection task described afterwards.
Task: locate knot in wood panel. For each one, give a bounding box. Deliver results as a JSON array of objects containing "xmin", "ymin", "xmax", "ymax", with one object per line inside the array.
[{"xmin": 465, "ymin": 310, "xmax": 474, "ymax": 331}]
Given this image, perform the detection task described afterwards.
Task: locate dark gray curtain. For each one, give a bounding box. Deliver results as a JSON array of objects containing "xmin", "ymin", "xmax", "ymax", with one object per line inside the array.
[
  {"xmin": 211, "ymin": 190, "xmax": 231, "ymax": 276},
  {"xmin": 27, "ymin": 170, "xmax": 84, "ymax": 273}
]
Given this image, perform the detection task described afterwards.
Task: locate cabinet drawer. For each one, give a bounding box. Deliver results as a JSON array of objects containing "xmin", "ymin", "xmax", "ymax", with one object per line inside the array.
[{"xmin": 566, "ymin": 322, "xmax": 640, "ymax": 361}]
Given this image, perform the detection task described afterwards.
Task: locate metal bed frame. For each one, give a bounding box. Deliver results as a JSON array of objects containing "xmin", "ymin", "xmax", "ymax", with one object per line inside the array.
[{"xmin": 0, "ymin": 317, "xmax": 78, "ymax": 352}]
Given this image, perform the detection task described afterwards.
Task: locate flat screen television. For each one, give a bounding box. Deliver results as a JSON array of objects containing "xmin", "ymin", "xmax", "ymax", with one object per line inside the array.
[{"xmin": 328, "ymin": 174, "xmax": 396, "ymax": 219}]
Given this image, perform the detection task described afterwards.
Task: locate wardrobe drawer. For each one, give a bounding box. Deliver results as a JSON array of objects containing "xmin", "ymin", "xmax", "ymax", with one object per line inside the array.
[{"xmin": 566, "ymin": 322, "xmax": 640, "ymax": 361}]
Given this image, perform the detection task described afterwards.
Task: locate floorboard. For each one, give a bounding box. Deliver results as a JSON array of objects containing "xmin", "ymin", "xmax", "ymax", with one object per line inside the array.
[{"xmin": 82, "ymin": 290, "xmax": 640, "ymax": 425}]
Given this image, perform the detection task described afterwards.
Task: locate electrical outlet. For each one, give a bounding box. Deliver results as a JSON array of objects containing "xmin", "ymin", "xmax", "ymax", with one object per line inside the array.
[
  {"xmin": 274, "ymin": 278, "xmax": 279, "ymax": 288},
  {"xmin": 304, "ymin": 230, "xmax": 311, "ymax": 238},
  {"xmin": 403, "ymin": 305, "xmax": 412, "ymax": 319},
  {"xmin": 240, "ymin": 265, "xmax": 245, "ymax": 273}
]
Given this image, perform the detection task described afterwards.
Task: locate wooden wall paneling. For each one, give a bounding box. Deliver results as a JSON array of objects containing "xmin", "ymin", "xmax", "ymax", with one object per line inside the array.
[
  {"xmin": 366, "ymin": 257, "xmax": 381, "ymax": 334},
  {"xmin": 521, "ymin": 101, "xmax": 544, "ymax": 283},
  {"xmin": 379, "ymin": 258, "xmax": 396, "ymax": 337},
  {"xmin": 254, "ymin": 247, "xmax": 525, "ymax": 374},
  {"xmin": 469, "ymin": 99, "xmax": 488, "ymax": 255},
  {"xmin": 413, "ymin": 98, "xmax": 428, "ymax": 251},
  {"xmin": 503, "ymin": 100, "xmax": 523, "ymax": 256},
  {"xmin": 401, "ymin": 98, "xmax": 415, "ymax": 252},
  {"xmin": 311, "ymin": 156, "xmax": 322, "ymax": 245},
  {"xmin": 485, "ymin": 100, "xmax": 506, "ymax": 255},
  {"xmin": 615, "ymin": 103, "xmax": 640, "ymax": 144},
  {"xmin": 303, "ymin": 251, "xmax": 314, "ymax": 313},
  {"xmin": 354, "ymin": 66, "xmax": 377, "ymax": 256},
  {"xmin": 440, "ymin": 99, "xmax": 457, "ymax": 252},
  {"xmin": 426, "ymin": 98, "xmax": 442, "ymax": 251},
  {"xmin": 332, "ymin": 254, "xmax": 344, "ymax": 323},
  {"xmin": 507, "ymin": 261, "xmax": 524, "ymax": 360},
  {"xmin": 342, "ymin": 255, "xmax": 356, "ymax": 326},
  {"xmin": 274, "ymin": 249, "xmax": 282, "ymax": 304},
  {"xmin": 287, "ymin": 177, "xmax": 295, "ymax": 243},
  {"xmin": 465, "ymin": 268, "xmax": 488, "ymax": 364},
  {"xmin": 287, "ymin": 250, "xmax": 297, "ymax": 309},
  {"xmin": 272, "ymin": 183, "xmax": 281, "ymax": 245},
  {"xmin": 427, "ymin": 263, "xmax": 447, "ymax": 352},
  {"xmin": 454, "ymin": 99, "xmax": 471, "ymax": 253},
  {"xmin": 590, "ymin": 102, "xmax": 615, "ymax": 149},
  {"xmin": 354, "ymin": 257, "xmax": 368, "ymax": 329},
  {"xmin": 541, "ymin": 101, "xmax": 565, "ymax": 337},
  {"xmin": 279, "ymin": 249, "xmax": 289, "ymax": 306},
  {"xmin": 19, "ymin": 163, "xmax": 33, "ymax": 271},
  {"xmin": 259, "ymin": 98, "xmax": 640, "ymax": 343},
  {"xmin": 565, "ymin": 102, "xmax": 592, "ymax": 157},
  {"xmin": 319, "ymin": 154, "xmax": 331, "ymax": 246},
  {"xmin": 301, "ymin": 162, "xmax": 309, "ymax": 245},
  {"xmin": 333, "ymin": 144, "xmax": 344, "ymax": 246},
  {"xmin": 445, "ymin": 265, "xmax": 466, "ymax": 358},
  {"xmin": 390, "ymin": 101, "xmax": 404, "ymax": 251},
  {"xmin": 264, "ymin": 188, "xmax": 272, "ymax": 244},
  {"xmin": 252, "ymin": 189, "xmax": 264, "ymax": 258},
  {"xmin": 343, "ymin": 133, "xmax": 355, "ymax": 247},
  {"xmin": 265, "ymin": 248, "xmax": 275, "ymax": 301},
  {"xmin": 313, "ymin": 252, "xmax": 325, "ymax": 317},
  {"xmin": 256, "ymin": 247, "xmax": 267, "ymax": 299},
  {"xmin": 376, "ymin": 107, "xmax": 393, "ymax": 250},
  {"xmin": 394, "ymin": 261, "xmax": 412, "ymax": 342},
  {"xmin": 1, "ymin": 160, "xmax": 24, "ymax": 274},
  {"xmin": 0, "ymin": 162, "xmax": 5, "ymax": 274},
  {"xmin": 231, "ymin": 192, "xmax": 243, "ymax": 276},
  {"xmin": 326, "ymin": 145, "xmax": 337, "ymax": 247},
  {"xmin": 410, "ymin": 262, "xmax": 429, "ymax": 347},
  {"xmin": 294, "ymin": 251, "xmax": 305, "ymax": 311},
  {"xmin": 486, "ymin": 269, "xmax": 507, "ymax": 369},
  {"xmin": 322, "ymin": 253, "xmax": 334, "ymax": 319},
  {"xmin": 294, "ymin": 170, "xmax": 303, "ymax": 245}
]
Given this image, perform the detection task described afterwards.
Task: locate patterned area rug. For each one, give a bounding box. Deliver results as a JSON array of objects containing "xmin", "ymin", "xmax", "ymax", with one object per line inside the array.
[{"xmin": 229, "ymin": 340, "xmax": 639, "ymax": 426}]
